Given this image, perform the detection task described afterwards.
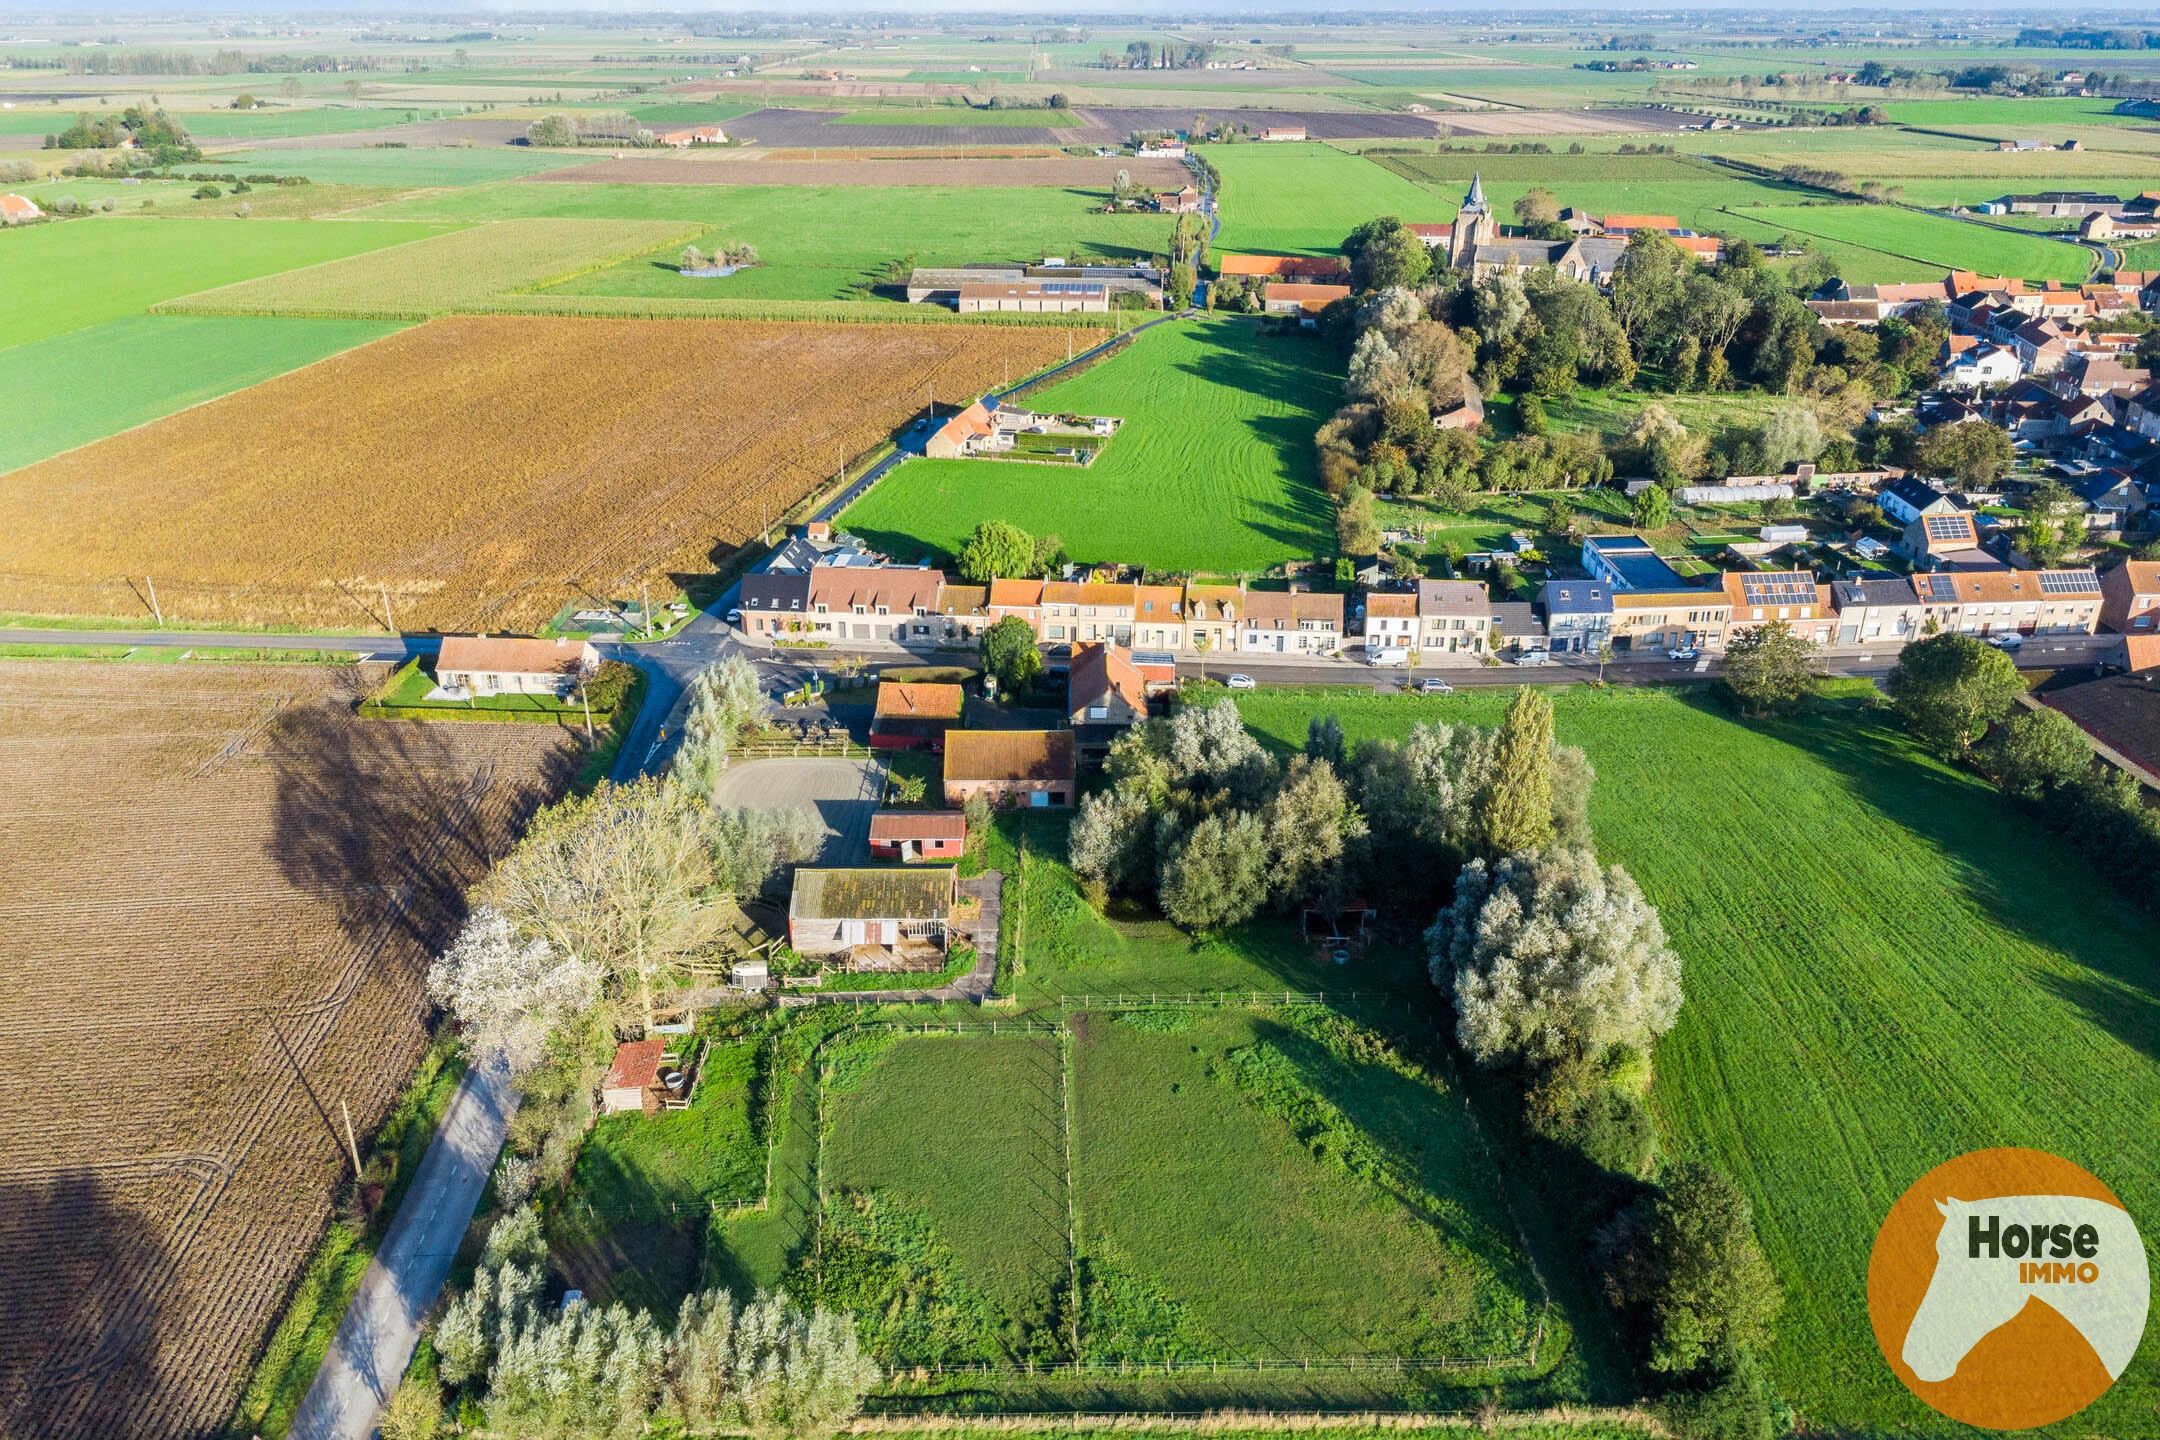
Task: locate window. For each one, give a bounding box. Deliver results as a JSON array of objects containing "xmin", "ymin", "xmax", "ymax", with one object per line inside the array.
[{"xmin": 1088, "ymin": 704, "xmax": 1108, "ymax": 720}]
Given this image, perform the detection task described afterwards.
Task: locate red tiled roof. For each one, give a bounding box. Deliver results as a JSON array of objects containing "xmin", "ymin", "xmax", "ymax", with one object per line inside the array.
[
  {"xmin": 875, "ymin": 681, "xmax": 965, "ymax": 720},
  {"xmin": 1263, "ymin": 282, "xmax": 1352, "ymax": 313},
  {"xmin": 944, "ymin": 729, "xmax": 1075, "ymax": 783},
  {"xmin": 605, "ymin": 1039, "xmax": 664, "ymax": 1091},
  {"xmin": 436, "ymin": 635, "xmax": 591, "ymax": 678},
  {"xmin": 869, "ymin": 809, "xmax": 967, "ymax": 842},
  {"xmin": 1069, "ymin": 641, "xmax": 1148, "ymax": 715},
  {"xmin": 1218, "ymin": 253, "xmax": 1347, "ymax": 278}
]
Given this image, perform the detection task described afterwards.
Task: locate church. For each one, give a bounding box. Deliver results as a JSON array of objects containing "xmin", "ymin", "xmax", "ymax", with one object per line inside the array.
[{"xmin": 1434, "ymin": 174, "xmax": 1639, "ymax": 287}]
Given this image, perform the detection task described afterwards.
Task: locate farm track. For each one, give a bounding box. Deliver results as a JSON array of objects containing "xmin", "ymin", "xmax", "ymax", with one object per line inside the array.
[{"xmin": 0, "ymin": 660, "xmax": 579, "ymax": 1439}]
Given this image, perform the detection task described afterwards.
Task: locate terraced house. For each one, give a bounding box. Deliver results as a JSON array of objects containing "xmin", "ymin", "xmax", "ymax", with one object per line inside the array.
[{"xmin": 1913, "ymin": 568, "xmax": 2104, "ymax": 637}]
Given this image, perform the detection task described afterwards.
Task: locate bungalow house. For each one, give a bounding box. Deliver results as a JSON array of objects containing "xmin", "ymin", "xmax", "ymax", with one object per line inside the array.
[
  {"xmin": 1239, "ymin": 589, "xmax": 1343, "ymax": 655},
  {"xmin": 1417, "ymin": 578, "xmax": 1495, "ymax": 655},
  {"xmin": 944, "ymin": 730, "xmax": 1076, "ymax": 808},
  {"xmin": 870, "ymin": 681, "xmax": 965, "ymax": 752},
  {"xmin": 1068, "ymin": 641, "xmax": 1149, "ymax": 740},
  {"xmin": 2100, "ymin": 560, "xmax": 2160, "ymax": 632},
  {"xmin": 0, "ymin": 193, "xmax": 42, "ymax": 225},
  {"xmin": 1832, "ymin": 577, "xmax": 1929, "ymax": 648},
  {"xmin": 600, "ymin": 1039, "xmax": 667, "ymax": 1116},
  {"xmin": 658, "ymin": 125, "xmax": 727, "ymax": 146},
  {"xmin": 1261, "ymin": 282, "xmax": 1351, "ymax": 317},
  {"xmin": 787, "ymin": 866, "xmax": 955, "ymax": 963},
  {"xmin": 867, "ymin": 810, "xmax": 966, "ymax": 863},
  {"xmin": 1879, "ymin": 476, "xmax": 1962, "ymax": 527},
  {"xmin": 1721, "ymin": 570, "xmax": 1837, "ymax": 645},
  {"xmin": 435, "ymin": 635, "xmax": 599, "ymax": 697},
  {"xmin": 1913, "ymin": 568, "xmax": 2103, "ymax": 636}
]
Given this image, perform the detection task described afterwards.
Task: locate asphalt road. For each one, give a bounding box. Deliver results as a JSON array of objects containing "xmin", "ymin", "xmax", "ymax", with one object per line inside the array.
[{"xmin": 289, "ymin": 1053, "xmax": 515, "ymax": 1440}]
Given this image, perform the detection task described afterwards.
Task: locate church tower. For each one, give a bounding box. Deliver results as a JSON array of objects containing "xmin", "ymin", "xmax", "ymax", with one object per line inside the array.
[{"xmin": 1448, "ymin": 172, "xmax": 1496, "ymax": 267}]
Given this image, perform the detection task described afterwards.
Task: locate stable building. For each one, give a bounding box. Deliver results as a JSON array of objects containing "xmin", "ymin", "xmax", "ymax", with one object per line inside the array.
[
  {"xmin": 788, "ymin": 866, "xmax": 955, "ymax": 964},
  {"xmin": 957, "ymin": 281, "xmax": 1108, "ymax": 314},
  {"xmin": 867, "ymin": 811, "xmax": 967, "ymax": 863}
]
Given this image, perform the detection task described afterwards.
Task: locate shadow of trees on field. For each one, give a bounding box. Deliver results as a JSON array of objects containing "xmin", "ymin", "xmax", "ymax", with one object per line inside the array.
[{"xmin": 0, "ymin": 1171, "xmax": 173, "ymax": 1440}]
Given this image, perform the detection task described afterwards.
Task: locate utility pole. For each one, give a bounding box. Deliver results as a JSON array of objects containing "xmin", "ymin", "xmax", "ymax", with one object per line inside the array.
[
  {"xmin": 641, "ymin": 580, "xmax": 653, "ymax": 637},
  {"xmin": 146, "ymin": 576, "xmax": 163, "ymax": 628},
  {"xmin": 579, "ymin": 680, "xmax": 595, "ymax": 744},
  {"xmin": 380, "ymin": 582, "xmax": 395, "ymax": 635},
  {"xmin": 340, "ymin": 1097, "xmax": 362, "ymax": 1178}
]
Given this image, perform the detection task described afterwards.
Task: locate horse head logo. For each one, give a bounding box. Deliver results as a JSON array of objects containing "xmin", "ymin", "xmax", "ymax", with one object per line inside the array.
[{"xmin": 1902, "ymin": 1194, "xmax": 2148, "ymax": 1386}]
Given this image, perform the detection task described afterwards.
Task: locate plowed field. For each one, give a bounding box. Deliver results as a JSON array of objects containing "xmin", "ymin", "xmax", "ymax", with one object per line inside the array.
[
  {"xmin": 0, "ymin": 659, "xmax": 578, "ymax": 1439},
  {"xmin": 0, "ymin": 315, "xmax": 1098, "ymax": 631}
]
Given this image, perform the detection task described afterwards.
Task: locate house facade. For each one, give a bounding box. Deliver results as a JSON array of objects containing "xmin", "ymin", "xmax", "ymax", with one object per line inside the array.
[
  {"xmin": 1238, "ymin": 589, "xmax": 1343, "ymax": 654},
  {"xmin": 1913, "ymin": 569, "xmax": 2104, "ymax": 636},
  {"xmin": 435, "ymin": 636, "xmax": 599, "ymax": 697},
  {"xmin": 1417, "ymin": 579, "xmax": 1495, "ymax": 654},
  {"xmin": 2100, "ymin": 560, "xmax": 2160, "ymax": 632}
]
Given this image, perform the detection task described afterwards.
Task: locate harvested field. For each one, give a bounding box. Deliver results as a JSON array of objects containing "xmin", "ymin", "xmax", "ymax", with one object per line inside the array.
[
  {"xmin": 1433, "ymin": 106, "xmax": 1712, "ymax": 136},
  {"xmin": 0, "ymin": 315, "xmax": 1099, "ymax": 631},
  {"xmin": 528, "ymin": 153, "xmax": 1190, "ymax": 188},
  {"xmin": 0, "ymin": 659, "xmax": 578, "ymax": 1440},
  {"xmin": 157, "ymin": 217, "xmax": 697, "ymax": 320},
  {"xmin": 725, "ymin": 106, "xmax": 1079, "ymax": 148},
  {"xmin": 1090, "ymin": 106, "xmax": 1441, "ymax": 140}
]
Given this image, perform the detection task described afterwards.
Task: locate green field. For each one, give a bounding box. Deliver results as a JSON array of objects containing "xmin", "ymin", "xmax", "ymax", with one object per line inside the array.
[
  {"xmin": 206, "ymin": 145, "xmax": 582, "ymax": 187},
  {"xmin": 1728, "ymin": 203, "xmax": 2093, "ymax": 283},
  {"xmin": 0, "ymin": 216, "xmax": 450, "ymax": 348},
  {"xmin": 841, "ymin": 317, "xmax": 1337, "ymax": 575},
  {"xmin": 0, "ymin": 314, "xmax": 401, "ymax": 473},
  {"xmin": 1877, "ymin": 96, "xmax": 2136, "ymax": 128},
  {"xmin": 1234, "ymin": 683, "xmax": 2160, "ymax": 1434},
  {"xmin": 817, "ymin": 1031, "xmax": 1070, "ymax": 1363},
  {"xmin": 158, "ymin": 217, "xmax": 697, "ymax": 318},
  {"xmin": 357, "ymin": 180, "xmax": 1173, "ymax": 301},
  {"xmin": 1202, "ymin": 142, "xmax": 1448, "ymax": 256},
  {"xmin": 1372, "ymin": 151, "xmax": 1809, "ymax": 237},
  {"xmin": 182, "ymin": 106, "xmax": 424, "ymax": 139}
]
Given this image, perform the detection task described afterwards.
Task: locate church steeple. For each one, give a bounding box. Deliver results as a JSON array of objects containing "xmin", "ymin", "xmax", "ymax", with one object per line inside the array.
[
  {"xmin": 1449, "ymin": 172, "xmax": 1495, "ymax": 267},
  {"xmin": 1463, "ymin": 172, "xmax": 1487, "ymax": 213}
]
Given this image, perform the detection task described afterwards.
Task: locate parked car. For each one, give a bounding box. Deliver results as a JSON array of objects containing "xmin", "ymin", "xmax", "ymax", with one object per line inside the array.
[
  {"xmin": 1512, "ymin": 650, "xmax": 1553, "ymax": 666},
  {"xmin": 1985, "ymin": 633, "xmax": 2024, "ymax": 650},
  {"xmin": 1225, "ymin": 673, "xmax": 1257, "ymax": 690},
  {"xmin": 1416, "ymin": 677, "xmax": 1454, "ymax": 693},
  {"xmin": 1667, "ymin": 646, "xmax": 1700, "ymax": 661}
]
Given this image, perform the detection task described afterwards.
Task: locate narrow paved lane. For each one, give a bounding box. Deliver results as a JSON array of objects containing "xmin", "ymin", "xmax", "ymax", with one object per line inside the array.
[{"xmin": 289, "ymin": 1054, "xmax": 515, "ymax": 1440}]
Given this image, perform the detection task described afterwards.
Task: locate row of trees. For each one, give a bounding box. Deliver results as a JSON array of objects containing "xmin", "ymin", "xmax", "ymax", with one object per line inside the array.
[
  {"xmin": 679, "ymin": 241, "xmax": 760, "ymax": 272},
  {"xmin": 1419, "ymin": 690, "xmax": 1783, "ymax": 1435},
  {"xmin": 399, "ymin": 1207, "xmax": 877, "ymax": 1440}
]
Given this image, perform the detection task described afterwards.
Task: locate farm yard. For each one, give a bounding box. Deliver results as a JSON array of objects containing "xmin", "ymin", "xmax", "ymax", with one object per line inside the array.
[
  {"xmin": 841, "ymin": 317, "xmax": 1339, "ymax": 575},
  {"xmin": 0, "ymin": 316, "xmax": 1097, "ymax": 630},
  {"xmin": 1233, "ymin": 684, "xmax": 2160, "ymax": 1435},
  {"xmin": 0, "ymin": 658, "xmax": 578, "ymax": 1440}
]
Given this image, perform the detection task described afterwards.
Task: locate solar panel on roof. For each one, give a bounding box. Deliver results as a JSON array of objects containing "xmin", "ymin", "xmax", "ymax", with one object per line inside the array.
[
  {"xmin": 1923, "ymin": 514, "xmax": 1973, "ymax": 541},
  {"xmin": 2037, "ymin": 570, "xmax": 2099, "ymax": 594}
]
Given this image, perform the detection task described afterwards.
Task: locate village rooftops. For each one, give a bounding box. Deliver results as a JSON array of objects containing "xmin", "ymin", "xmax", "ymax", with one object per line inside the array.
[
  {"xmin": 790, "ymin": 867, "xmax": 955, "ymax": 922},
  {"xmin": 1069, "ymin": 641, "xmax": 1149, "ymax": 715},
  {"xmin": 1217, "ymin": 253, "xmax": 1349, "ymax": 278},
  {"xmin": 435, "ymin": 635, "xmax": 593, "ymax": 679},
  {"xmin": 808, "ymin": 564, "xmax": 944, "ymax": 614},
  {"xmin": 1914, "ymin": 569, "xmax": 2102, "ymax": 604},
  {"xmin": 874, "ymin": 681, "xmax": 965, "ymax": 721},
  {"xmin": 1262, "ymin": 282, "xmax": 1352, "ymax": 314},
  {"xmin": 943, "ymin": 729, "xmax": 1076, "ymax": 784}
]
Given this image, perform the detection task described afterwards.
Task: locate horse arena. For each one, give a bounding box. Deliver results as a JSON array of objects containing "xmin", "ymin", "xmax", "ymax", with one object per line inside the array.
[{"xmin": 0, "ymin": 659, "xmax": 579, "ymax": 1438}]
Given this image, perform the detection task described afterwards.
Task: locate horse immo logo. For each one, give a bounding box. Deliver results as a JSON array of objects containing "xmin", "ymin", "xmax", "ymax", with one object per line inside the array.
[{"xmin": 1868, "ymin": 1147, "xmax": 2150, "ymax": 1431}]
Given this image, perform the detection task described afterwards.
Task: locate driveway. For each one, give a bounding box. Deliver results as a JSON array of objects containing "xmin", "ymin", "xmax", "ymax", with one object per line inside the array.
[{"xmin": 712, "ymin": 757, "xmax": 883, "ymax": 864}]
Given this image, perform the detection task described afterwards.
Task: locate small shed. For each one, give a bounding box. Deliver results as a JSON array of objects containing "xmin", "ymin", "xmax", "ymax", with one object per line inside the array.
[
  {"xmin": 601, "ymin": 1039, "xmax": 665, "ymax": 1115},
  {"xmin": 868, "ymin": 809, "xmax": 967, "ymax": 862},
  {"xmin": 730, "ymin": 958, "xmax": 771, "ymax": 993},
  {"xmin": 788, "ymin": 866, "xmax": 956, "ymax": 962}
]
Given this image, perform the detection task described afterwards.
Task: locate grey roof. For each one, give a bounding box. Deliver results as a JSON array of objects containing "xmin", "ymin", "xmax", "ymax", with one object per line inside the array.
[
  {"xmin": 1883, "ymin": 475, "xmax": 1955, "ymax": 513},
  {"xmin": 1416, "ymin": 578, "xmax": 1491, "ymax": 616},
  {"xmin": 741, "ymin": 571, "xmax": 811, "ymax": 612},
  {"xmin": 1540, "ymin": 579, "xmax": 1614, "ymax": 615},
  {"xmin": 1463, "ymin": 172, "xmax": 1486, "ymax": 212},
  {"xmin": 1832, "ymin": 578, "xmax": 1922, "ymax": 609},
  {"xmin": 1488, "ymin": 601, "xmax": 1543, "ymax": 635}
]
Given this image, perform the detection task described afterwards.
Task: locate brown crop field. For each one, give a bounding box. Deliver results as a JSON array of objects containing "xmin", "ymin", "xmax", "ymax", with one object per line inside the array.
[
  {"xmin": 0, "ymin": 315, "xmax": 1100, "ymax": 631},
  {"xmin": 0, "ymin": 659, "xmax": 578, "ymax": 1440},
  {"xmin": 529, "ymin": 153, "xmax": 1191, "ymax": 187}
]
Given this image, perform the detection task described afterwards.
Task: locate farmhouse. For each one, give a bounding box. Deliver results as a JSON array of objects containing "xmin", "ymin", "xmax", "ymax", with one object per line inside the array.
[
  {"xmin": 434, "ymin": 635, "xmax": 598, "ymax": 697},
  {"xmin": 958, "ymin": 281, "xmax": 1108, "ymax": 315},
  {"xmin": 787, "ymin": 866, "xmax": 955, "ymax": 962},
  {"xmin": 2100, "ymin": 560, "xmax": 2160, "ymax": 633},
  {"xmin": 0, "ymin": 193, "xmax": 42, "ymax": 224},
  {"xmin": 1261, "ymin": 282, "xmax": 1351, "ymax": 316},
  {"xmin": 1154, "ymin": 185, "xmax": 1201, "ymax": 213},
  {"xmin": 924, "ymin": 401, "xmax": 999, "ymax": 459},
  {"xmin": 870, "ymin": 681, "xmax": 965, "ymax": 752},
  {"xmin": 867, "ymin": 810, "xmax": 967, "ymax": 862},
  {"xmin": 943, "ymin": 729, "xmax": 1076, "ymax": 808},
  {"xmin": 657, "ymin": 125, "xmax": 726, "ymax": 146}
]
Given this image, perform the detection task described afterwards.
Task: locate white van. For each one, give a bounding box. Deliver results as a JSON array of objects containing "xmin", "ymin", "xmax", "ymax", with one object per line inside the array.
[{"xmin": 1367, "ymin": 646, "xmax": 1409, "ymax": 667}]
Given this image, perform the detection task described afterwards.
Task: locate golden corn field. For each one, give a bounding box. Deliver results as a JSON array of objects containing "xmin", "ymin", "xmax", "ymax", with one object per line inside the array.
[
  {"xmin": 155, "ymin": 217, "xmax": 700, "ymax": 320},
  {"xmin": 0, "ymin": 315, "xmax": 1101, "ymax": 632},
  {"xmin": 0, "ymin": 659, "xmax": 579, "ymax": 1440}
]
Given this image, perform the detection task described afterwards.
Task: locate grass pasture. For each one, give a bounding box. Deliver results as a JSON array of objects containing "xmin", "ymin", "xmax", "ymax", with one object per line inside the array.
[
  {"xmin": 357, "ymin": 180, "xmax": 1174, "ymax": 302},
  {"xmin": 0, "ymin": 315, "xmax": 402, "ymax": 474},
  {"xmin": 1232, "ymin": 684, "xmax": 2160, "ymax": 1434},
  {"xmin": 203, "ymin": 144, "xmax": 583, "ymax": 187},
  {"xmin": 0, "ymin": 216, "xmax": 449, "ymax": 348},
  {"xmin": 1726, "ymin": 203, "xmax": 2092, "ymax": 283},
  {"xmin": 1201, "ymin": 142, "xmax": 1448, "ymax": 256},
  {"xmin": 840, "ymin": 316, "xmax": 1338, "ymax": 575},
  {"xmin": 156, "ymin": 217, "xmax": 699, "ymax": 319}
]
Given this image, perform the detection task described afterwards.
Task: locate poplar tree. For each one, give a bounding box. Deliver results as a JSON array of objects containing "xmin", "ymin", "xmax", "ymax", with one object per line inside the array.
[{"xmin": 1479, "ymin": 687, "xmax": 1555, "ymax": 855}]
